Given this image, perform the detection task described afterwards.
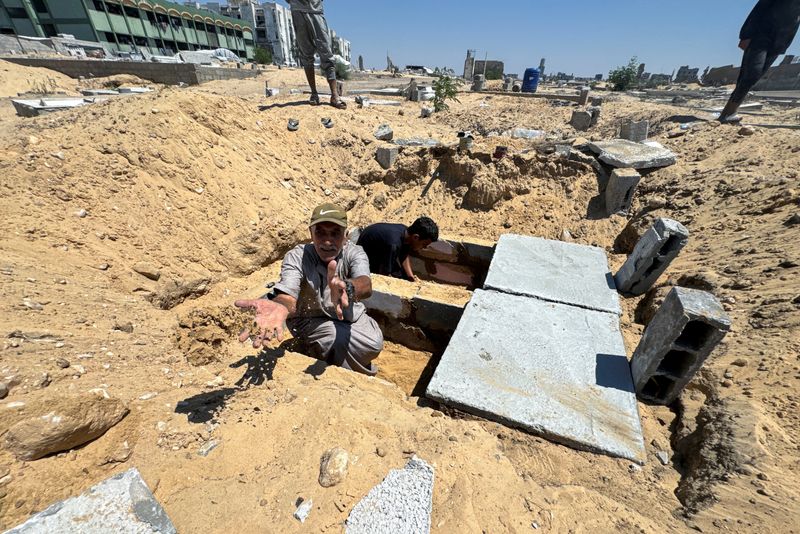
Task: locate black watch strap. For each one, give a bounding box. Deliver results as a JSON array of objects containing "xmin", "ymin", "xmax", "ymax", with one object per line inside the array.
[{"xmin": 345, "ymin": 280, "xmax": 356, "ymax": 303}]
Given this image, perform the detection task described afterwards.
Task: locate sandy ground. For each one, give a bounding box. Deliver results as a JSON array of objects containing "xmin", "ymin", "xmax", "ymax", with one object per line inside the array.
[{"xmin": 0, "ymin": 63, "xmax": 798, "ymax": 533}]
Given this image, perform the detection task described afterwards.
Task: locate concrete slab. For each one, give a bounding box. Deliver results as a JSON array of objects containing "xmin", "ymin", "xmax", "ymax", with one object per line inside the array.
[
  {"xmin": 346, "ymin": 456, "xmax": 434, "ymax": 534},
  {"xmin": 588, "ymin": 139, "xmax": 676, "ymax": 169},
  {"xmin": 6, "ymin": 468, "xmax": 176, "ymax": 533},
  {"xmin": 484, "ymin": 234, "xmax": 621, "ymax": 315},
  {"xmin": 426, "ymin": 289, "xmax": 645, "ymax": 462}
]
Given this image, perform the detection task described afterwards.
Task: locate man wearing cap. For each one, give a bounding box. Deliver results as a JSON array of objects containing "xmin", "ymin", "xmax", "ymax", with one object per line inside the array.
[{"xmin": 235, "ymin": 203, "xmax": 383, "ymax": 375}]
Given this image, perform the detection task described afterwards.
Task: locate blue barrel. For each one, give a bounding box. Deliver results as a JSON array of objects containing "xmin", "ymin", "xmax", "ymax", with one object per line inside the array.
[{"xmin": 521, "ymin": 68, "xmax": 540, "ymax": 93}]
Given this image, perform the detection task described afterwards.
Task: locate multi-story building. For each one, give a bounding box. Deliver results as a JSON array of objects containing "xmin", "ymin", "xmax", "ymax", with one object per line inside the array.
[
  {"xmin": 0, "ymin": 0, "xmax": 254, "ymax": 60},
  {"xmin": 329, "ymin": 28, "xmax": 349, "ymax": 63}
]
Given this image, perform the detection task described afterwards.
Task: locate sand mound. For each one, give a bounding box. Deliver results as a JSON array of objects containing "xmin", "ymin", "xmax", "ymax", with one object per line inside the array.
[{"xmin": 0, "ymin": 59, "xmax": 78, "ymax": 97}]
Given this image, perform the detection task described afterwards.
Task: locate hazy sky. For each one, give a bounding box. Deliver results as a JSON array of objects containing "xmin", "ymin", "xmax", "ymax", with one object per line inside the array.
[{"xmin": 235, "ymin": 0, "xmax": 800, "ymax": 75}]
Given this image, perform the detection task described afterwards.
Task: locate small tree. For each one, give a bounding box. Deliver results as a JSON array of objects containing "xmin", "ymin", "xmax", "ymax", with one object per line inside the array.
[
  {"xmin": 432, "ymin": 75, "xmax": 460, "ymax": 112},
  {"xmin": 608, "ymin": 57, "xmax": 639, "ymax": 91},
  {"xmin": 254, "ymin": 47, "xmax": 273, "ymax": 65}
]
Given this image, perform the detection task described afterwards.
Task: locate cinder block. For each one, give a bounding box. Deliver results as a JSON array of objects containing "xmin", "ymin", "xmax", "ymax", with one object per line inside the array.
[
  {"xmin": 614, "ymin": 218, "xmax": 689, "ymax": 296},
  {"xmin": 411, "ymin": 295, "xmax": 464, "ymax": 334},
  {"xmin": 363, "ymin": 289, "xmax": 411, "ymax": 320},
  {"xmin": 578, "ymin": 87, "xmax": 590, "ymax": 106},
  {"xmin": 605, "ymin": 168, "xmax": 641, "ymax": 215},
  {"xmin": 376, "ymin": 146, "xmax": 399, "ymax": 169},
  {"xmin": 620, "ymin": 120, "xmax": 650, "ymax": 142},
  {"xmin": 570, "ymin": 110, "xmax": 593, "ymax": 131},
  {"xmin": 426, "ymin": 289, "xmax": 645, "ymax": 462},
  {"xmin": 631, "ymin": 287, "xmax": 731, "ymax": 404}
]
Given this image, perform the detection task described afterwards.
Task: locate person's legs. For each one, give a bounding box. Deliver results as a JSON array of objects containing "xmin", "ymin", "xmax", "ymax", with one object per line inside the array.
[
  {"xmin": 290, "ymin": 11, "xmax": 320, "ymax": 104},
  {"xmin": 287, "ymin": 315, "xmax": 383, "ymax": 376},
  {"xmin": 719, "ymin": 42, "xmax": 776, "ymax": 122},
  {"xmin": 306, "ymin": 13, "xmax": 344, "ymax": 108}
]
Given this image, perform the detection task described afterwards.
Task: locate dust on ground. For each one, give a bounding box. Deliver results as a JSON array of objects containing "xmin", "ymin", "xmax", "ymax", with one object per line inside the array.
[{"xmin": 0, "ymin": 64, "xmax": 798, "ymax": 533}]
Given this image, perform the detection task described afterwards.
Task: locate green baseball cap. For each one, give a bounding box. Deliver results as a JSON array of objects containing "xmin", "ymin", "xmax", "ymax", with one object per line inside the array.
[{"xmin": 309, "ymin": 203, "xmax": 348, "ymax": 228}]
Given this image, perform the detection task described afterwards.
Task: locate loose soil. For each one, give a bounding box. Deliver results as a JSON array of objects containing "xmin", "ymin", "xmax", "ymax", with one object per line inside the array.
[{"xmin": 0, "ymin": 64, "xmax": 798, "ymax": 533}]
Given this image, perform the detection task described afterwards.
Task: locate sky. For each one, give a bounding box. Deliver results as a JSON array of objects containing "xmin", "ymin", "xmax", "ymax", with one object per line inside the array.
[{"xmin": 234, "ymin": 1, "xmax": 800, "ymax": 76}]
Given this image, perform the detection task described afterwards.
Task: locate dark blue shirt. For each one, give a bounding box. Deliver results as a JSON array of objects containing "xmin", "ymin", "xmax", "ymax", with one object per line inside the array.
[{"xmin": 356, "ymin": 223, "xmax": 410, "ymax": 280}]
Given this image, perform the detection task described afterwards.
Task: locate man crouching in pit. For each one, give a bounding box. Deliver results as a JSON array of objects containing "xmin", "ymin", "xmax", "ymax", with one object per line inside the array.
[{"xmin": 235, "ymin": 203, "xmax": 384, "ymax": 376}]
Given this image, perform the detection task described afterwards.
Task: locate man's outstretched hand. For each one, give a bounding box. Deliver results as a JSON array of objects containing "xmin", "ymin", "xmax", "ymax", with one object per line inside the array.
[
  {"xmin": 327, "ymin": 260, "xmax": 349, "ymax": 320},
  {"xmin": 235, "ymin": 298, "xmax": 290, "ymax": 349}
]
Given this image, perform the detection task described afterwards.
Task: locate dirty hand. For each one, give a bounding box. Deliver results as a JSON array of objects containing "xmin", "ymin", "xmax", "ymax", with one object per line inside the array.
[
  {"xmin": 738, "ymin": 39, "xmax": 751, "ymax": 50},
  {"xmin": 234, "ymin": 299, "xmax": 289, "ymax": 348},
  {"xmin": 327, "ymin": 260, "xmax": 349, "ymax": 320}
]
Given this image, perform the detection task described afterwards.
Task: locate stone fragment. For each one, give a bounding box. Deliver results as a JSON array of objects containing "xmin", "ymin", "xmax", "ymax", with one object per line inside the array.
[
  {"xmin": 198, "ymin": 439, "xmax": 220, "ymax": 457},
  {"xmin": 319, "ymin": 447, "xmax": 349, "ymax": 487},
  {"xmin": 420, "ymin": 107, "xmax": 433, "ymax": 118},
  {"xmin": 346, "ymin": 456, "xmax": 434, "ymax": 534},
  {"xmin": 3, "ymin": 395, "xmax": 129, "ymax": 461},
  {"xmin": 588, "ymin": 139, "xmax": 676, "ymax": 169},
  {"xmin": 426, "ymin": 289, "xmax": 645, "ymax": 462},
  {"xmin": 374, "ymin": 124, "xmax": 393, "ymax": 141},
  {"xmin": 132, "ymin": 262, "xmax": 161, "ymax": 281},
  {"xmin": 376, "ymin": 146, "xmax": 399, "ymax": 170},
  {"xmin": 570, "ymin": 110, "xmax": 592, "ymax": 131},
  {"xmin": 4, "ymin": 468, "xmax": 175, "ymax": 534},
  {"xmin": 656, "ymin": 451, "xmax": 670, "ymax": 465},
  {"xmin": 615, "ymin": 218, "xmax": 689, "ymax": 296},
  {"xmin": 294, "ymin": 498, "xmax": 313, "ymax": 523},
  {"xmin": 55, "ymin": 357, "xmax": 70, "ymax": 369},
  {"xmin": 738, "ymin": 125, "xmax": 755, "ymax": 136},
  {"xmin": 631, "ymin": 287, "xmax": 731, "ymax": 405},
  {"xmin": 619, "ymin": 120, "xmax": 650, "ymax": 142},
  {"xmin": 113, "ymin": 322, "xmax": 134, "ymax": 333},
  {"xmin": 0, "ymin": 382, "xmax": 8, "ymax": 399},
  {"xmin": 605, "ymin": 168, "xmax": 641, "ymax": 215},
  {"xmin": 484, "ymin": 234, "xmax": 621, "ymax": 315},
  {"xmin": 578, "ymin": 87, "xmax": 590, "ymax": 106}
]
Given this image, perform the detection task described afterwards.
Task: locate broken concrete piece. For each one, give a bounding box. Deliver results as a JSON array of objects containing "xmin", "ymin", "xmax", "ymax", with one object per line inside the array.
[
  {"xmin": 620, "ymin": 120, "xmax": 650, "ymax": 142},
  {"xmin": 588, "ymin": 139, "xmax": 676, "ymax": 169},
  {"xmin": 578, "ymin": 87, "xmax": 590, "ymax": 106},
  {"xmin": 393, "ymin": 137, "xmax": 439, "ymax": 147},
  {"xmin": 605, "ymin": 168, "xmax": 641, "ymax": 215},
  {"xmin": 319, "ymin": 447, "xmax": 349, "ymax": 487},
  {"xmin": 345, "ymin": 456, "xmax": 434, "ymax": 534},
  {"xmin": 5, "ymin": 468, "xmax": 175, "ymax": 534},
  {"xmin": 376, "ymin": 146, "xmax": 398, "ymax": 169},
  {"xmin": 484, "ymin": 234, "xmax": 621, "ymax": 315},
  {"xmin": 570, "ymin": 110, "xmax": 593, "ymax": 131},
  {"xmin": 426, "ymin": 289, "xmax": 645, "ymax": 462},
  {"xmin": 294, "ymin": 499, "xmax": 313, "ymax": 523},
  {"xmin": 132, "ymin": 262, "xmax": 161, "ymax": 281},
  {"xmin": 4, "ymin": 395, "xmax": 129, "ymax": 461},
  {"xmin": 374, "ymin": 124, "xmax": 394, "ymax": 141},
  {"xmin": 631, "ymin": 287, "xmax": 730, "ymax": 405},
  {"xmin": 615, "ymin": 218, "xmax": 689, "ymax": 296}
]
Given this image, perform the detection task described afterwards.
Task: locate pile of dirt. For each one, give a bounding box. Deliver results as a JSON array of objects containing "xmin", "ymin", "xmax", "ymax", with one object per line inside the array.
[
  {"xmin": 0, "ymin": 74, "xmax": 798, "ymax": 533},
  {"xmin": 0, "ymin": 59, "xmax": 78, "ymax": 97}
]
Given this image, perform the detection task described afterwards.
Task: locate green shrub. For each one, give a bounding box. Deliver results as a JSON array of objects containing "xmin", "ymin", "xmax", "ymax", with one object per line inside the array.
[
  {"xmin": 608, "ymin": 57, "xmax": 639, "ymax": 91},
  {"xmin": 432, "ymin": 75, "xmax": 460, "ymax": 112},
  {"xmin": 253, "ymin": 47, "xmax": 273, "ymax": 65}
]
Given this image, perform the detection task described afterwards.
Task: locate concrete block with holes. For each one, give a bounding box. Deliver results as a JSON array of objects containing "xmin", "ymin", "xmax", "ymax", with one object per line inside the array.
[
  {"xmin": 614, "ymin": 218, "xmax": 689, "ymax": 296},
  {"xmin": 605, "ymin": 168, "xmax": 641, "ymax": 215},
  {"xmin": 631, "ymin": 287, "xmax": 731, "ymax": 404}
]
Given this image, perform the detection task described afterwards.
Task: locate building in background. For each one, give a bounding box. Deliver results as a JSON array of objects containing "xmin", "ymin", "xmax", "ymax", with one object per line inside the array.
[
  {"xmin": 0, "ymin": 0, "xmax": 254, "ymax": 59},
  {"xmin": 329, "ymin": 28, "xmax": 349, "ymax": 62}
]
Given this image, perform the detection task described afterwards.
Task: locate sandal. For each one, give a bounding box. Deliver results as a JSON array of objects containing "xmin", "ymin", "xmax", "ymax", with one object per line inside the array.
[
  {"xmin": 321, "ymin": 117, "xmax": 334, "ymax": 129},
  {"xmin": 287, "ymin": 119, "xmax": 300, "ymax": 132},
  {"xmin": 309, "ymin": 93, "xmax": 320, "ymax": 106},
  {"xmin": 330, "ymin": 98, "xmax": 347, "ymax": 110}
]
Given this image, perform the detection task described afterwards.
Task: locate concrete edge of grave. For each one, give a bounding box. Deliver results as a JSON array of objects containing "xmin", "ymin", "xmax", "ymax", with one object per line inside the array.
[
  {"xmin": 5, "ymin": 468, "xmax": 176, "ymax": 534},
  {"xmin": 363, "ymin": 287, "xmax": 467, "ymax": 333},
  {"xmin": 426, "ymin": 375, "xmax": 646, "ymax": 464},
  {"xmin": 586, "ymin": 139, "xmax": 677, "ymax": 169}
]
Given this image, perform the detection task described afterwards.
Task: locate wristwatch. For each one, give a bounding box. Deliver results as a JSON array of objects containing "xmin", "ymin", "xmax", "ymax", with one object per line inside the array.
[{"xmin": 344, "ymin": 280, "xmax": 356, "ymax": 304}]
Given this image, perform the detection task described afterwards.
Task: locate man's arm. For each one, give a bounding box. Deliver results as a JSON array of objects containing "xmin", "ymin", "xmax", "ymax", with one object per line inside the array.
[
  {"xmin": 401, "ymin": 256, "xmax": 416, "ymax": 282},
  {"xmin": 350, "ymin": 275, "xmax": 372, "ymax": 300}
]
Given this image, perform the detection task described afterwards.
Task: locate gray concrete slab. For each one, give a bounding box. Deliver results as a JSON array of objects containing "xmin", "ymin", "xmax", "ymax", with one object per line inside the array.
[
  {"xmin": 426, "ymin": 289, "xmax": 646, "ymax": 463},
  {"xmin": 346, "ymin": 456, "xmax": 434, "ymax": 534},
  {"xmin": 6, "ymin": 468, "xmax": 175, "ymax": 533},
  {"xmin": 588, "ymin": 139, "xmax": 676, "ymax": 169},
  {"xmin": 484, "ymin": 234, "xmax": 621, "ymax": 315}
]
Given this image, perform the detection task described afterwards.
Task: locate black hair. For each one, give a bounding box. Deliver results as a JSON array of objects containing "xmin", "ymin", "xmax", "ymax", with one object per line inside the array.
[{"xmin": 408, "ymin": 217, "xmax": 439, "ymax": 242}]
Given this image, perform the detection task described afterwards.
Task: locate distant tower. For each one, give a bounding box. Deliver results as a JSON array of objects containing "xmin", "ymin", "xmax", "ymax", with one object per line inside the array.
[
  {"xmin": 464, "ymin": 49, "xmax": 476, "ymax": 80},
  {"xmin": 358, "ymin": 55, "xmax": 364, "ymax": 71},
  {"xmin": 637, "ymin": 63, "xmax": 646, "ymax": 79},
  {"xmin": 539, "ymin": 57, "xmax": 546, "ymax": 77}
]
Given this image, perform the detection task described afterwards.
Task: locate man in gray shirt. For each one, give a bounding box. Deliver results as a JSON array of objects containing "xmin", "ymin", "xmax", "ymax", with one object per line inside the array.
[
  {"xmin": 235, "ymin": 203, "xmax": 383, "ymax": 375},
  {"xmin": 287, "ymin": 0, "xmax": 347, "ymax": 109}
]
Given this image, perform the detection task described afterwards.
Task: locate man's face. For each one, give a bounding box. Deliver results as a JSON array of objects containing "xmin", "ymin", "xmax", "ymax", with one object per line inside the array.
[
  {"xmin": 311, "ymin": 222, "xmax": 346, "ymax": 263},
  {"xmin": 409, "ymin": 234, "xmax": 433, "ymax": 252}
]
